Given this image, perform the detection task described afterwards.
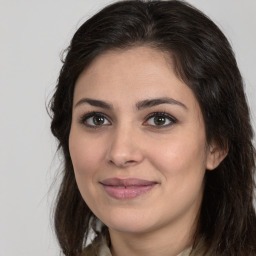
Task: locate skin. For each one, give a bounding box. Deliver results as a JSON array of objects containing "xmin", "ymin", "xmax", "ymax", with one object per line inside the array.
[{"xmin": 69, "ymin": 46, "xmax": 224, "ymax": 256}]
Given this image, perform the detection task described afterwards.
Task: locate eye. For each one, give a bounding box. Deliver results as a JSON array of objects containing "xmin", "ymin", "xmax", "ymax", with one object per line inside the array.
[
  {"xmin": 80, "ymin": 112, "xmax": 111, "ymax": 127},
  {"xmin": 144, "ymin": 112, "xmax": 177, "ymax": 127}
]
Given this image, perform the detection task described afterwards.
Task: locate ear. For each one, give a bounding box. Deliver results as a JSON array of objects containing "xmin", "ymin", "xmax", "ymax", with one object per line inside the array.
[{"xmin": 206, "ymin": 141, "xmax": 228, "ymax": 170}]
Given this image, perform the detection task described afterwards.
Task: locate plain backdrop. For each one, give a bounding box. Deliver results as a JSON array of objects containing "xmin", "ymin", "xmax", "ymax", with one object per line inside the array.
[{"xmin": 0, "ymin": 1, "xmax": 255, "ymax": 255}]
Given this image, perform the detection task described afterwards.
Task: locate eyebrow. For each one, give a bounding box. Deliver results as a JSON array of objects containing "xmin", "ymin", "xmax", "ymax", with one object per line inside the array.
[
  {"xmin": 74, "ymin": 97, "xmax": 187, "ymax": 110},
  {"xmin": 75, "ymin": 98, "xmax": 113, "ymax": 109},
  {"xmin": 136, "ymin": 97, "xmax": 187, "ymax": 110}
]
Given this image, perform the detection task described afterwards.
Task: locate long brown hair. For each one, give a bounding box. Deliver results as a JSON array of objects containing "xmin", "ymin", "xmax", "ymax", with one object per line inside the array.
[{"xmin": 50, "ymin": 1, "xmax": 256, "ymax": 255}]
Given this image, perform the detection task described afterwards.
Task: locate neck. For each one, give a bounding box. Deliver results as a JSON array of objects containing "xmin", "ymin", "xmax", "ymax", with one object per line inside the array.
[{"xmin": 109, "ymin": 216, "xmax": 196, "ymax": 256}]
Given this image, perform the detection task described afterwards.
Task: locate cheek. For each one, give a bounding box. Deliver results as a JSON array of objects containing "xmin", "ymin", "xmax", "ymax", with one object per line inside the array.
[
  {"xmin": 148, "ymin": 133, "xmax": 207, "ymax": 181},
  {"xmin": 149, "ymin": 133, "xmax": 207, "ymax": 212},
  {"xmin": 69, "ymin": 132, "xmax": 106, "ymax": 209},
  {"xmin": 69, "ymin": 131, "xmax": 105, "ymax": 181}
]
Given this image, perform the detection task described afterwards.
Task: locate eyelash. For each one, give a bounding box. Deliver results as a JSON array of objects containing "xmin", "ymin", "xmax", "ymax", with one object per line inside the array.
[
  {"xmin": 144, "ymin": 112, "xmax": 177, "ymax": 128},
  {"xmin": 79, "ymin": 112, "xmax": 111, "ymax": 129},
  {"xmin": 79, "ymin": 111, "xmax": 177, "ymax": 129}
]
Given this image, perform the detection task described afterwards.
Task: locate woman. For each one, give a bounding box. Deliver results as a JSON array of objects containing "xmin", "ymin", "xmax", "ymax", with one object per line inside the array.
[{"xmin": 50, "ymin": 0, "xmax": 256, "ymax": 255}]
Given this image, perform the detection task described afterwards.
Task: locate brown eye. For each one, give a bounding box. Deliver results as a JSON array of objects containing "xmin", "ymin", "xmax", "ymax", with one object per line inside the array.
[
  {"xmin": 153, "ymin": 116, "xmax": 166, "ymax": 126},
  {"xmin": 144, "ymin": 112, "xmax": 177, "ymax": 127},
  {"xmin": 81, "ymin": 113, "xmax": 111, "ymax": 127},
  {"xmin": 93, "ymin": 115, "xmax": 105, "ymax": 125}
]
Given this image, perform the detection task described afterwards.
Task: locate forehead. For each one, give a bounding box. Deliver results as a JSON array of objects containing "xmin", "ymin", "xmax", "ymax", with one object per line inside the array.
[
  {"xmin": 73, "ymin": 46, "xmax": 197, "ymax": 109},
  {"xmin": 76, "ymin": 46, "xmax": 174, "ymax": 84}
]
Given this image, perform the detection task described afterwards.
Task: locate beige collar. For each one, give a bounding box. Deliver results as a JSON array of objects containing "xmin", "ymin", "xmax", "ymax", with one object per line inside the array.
[{"xmin": 98, "ymin": 238, "xmax": 192, "ymax": 256}]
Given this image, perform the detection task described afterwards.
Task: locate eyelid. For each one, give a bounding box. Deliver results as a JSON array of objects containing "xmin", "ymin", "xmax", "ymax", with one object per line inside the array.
[
  {"xmin": 78, "ymin": 111, "xmax": 177, "ymax": 129},
  {"xmin": 79, "ymin": 111, "xmax": 112, "ymax": 128},
  {"xmin": 143, "ymin": 112, "xmax": 177, "ymax": 127}
]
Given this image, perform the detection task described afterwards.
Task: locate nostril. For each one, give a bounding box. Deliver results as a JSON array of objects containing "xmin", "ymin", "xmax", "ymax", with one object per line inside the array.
[
  {"xmin": 106, "ymin": 137, "xmax": 144, "ymax": 167},
  {"xmin": 126, "ymin": 160, "xmax": 136, "ymax": 164},
  {"xmin": 108, "ymin": 159, "xmax": 137, "ymax": 167}
]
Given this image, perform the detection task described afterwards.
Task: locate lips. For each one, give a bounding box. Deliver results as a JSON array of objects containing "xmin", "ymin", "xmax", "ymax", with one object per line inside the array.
[{"xmin": 99, "ymin": 178, "xmax": 158, "ymax": 200}]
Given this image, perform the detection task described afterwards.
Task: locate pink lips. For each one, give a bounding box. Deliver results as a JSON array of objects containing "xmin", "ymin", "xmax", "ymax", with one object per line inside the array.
[{"xmin": 100, "ymin": 178, "xmax": 158, "ymax": 200}]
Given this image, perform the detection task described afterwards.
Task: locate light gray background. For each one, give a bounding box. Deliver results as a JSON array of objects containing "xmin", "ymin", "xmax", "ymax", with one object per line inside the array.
[{"xmin": 0, "ymin": 1, "xmax": 255, "ymax": 256}]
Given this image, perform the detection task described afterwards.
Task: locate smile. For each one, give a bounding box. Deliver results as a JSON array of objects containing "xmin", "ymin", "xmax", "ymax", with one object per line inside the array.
[{"xmin": 99, "ymin": 178, "xmax": 158, "ymax": 200}]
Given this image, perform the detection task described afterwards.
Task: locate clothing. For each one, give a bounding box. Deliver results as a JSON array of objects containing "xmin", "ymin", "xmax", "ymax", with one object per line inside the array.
[
  {"xmin": 83, "ymin": 235, "xmax": 192, "ymax": 256},
  {"xmin": 98, "ymin": 240, "xmax": 192, "ymax": 256}
]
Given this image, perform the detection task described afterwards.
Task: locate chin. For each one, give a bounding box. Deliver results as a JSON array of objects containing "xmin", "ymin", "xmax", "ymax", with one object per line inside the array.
[
  {"xmin": 107, "ymin": 221, "xmax": 151, "ymax": 234},
  {"xmin": 99, "ymin": 207, "xmax": 159, "ymax": 234}
]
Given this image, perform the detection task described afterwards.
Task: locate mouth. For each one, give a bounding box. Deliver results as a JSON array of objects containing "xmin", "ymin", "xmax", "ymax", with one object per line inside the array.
[{"xmin": 99, "ymin": 178, "xmax": 158, "ymax": 200}]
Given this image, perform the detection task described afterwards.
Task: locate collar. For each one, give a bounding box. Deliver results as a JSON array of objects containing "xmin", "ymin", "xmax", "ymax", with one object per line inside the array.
[{"xmin": 98, "ymin": 236, "xmax": 192, "ymax": 256}]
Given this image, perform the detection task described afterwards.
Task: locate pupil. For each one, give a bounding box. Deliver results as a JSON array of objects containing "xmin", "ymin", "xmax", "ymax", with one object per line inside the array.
[
  {"xmin": 93, "ymin": 116, "xmax": 104, "ymax": 125},
  {"xmin": 154, "ymin": 116, "xmax": 165, "ymax": 125}
]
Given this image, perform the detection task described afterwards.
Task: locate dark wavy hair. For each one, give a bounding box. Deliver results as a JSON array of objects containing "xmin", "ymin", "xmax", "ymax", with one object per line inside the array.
[{"xmin": 50, "ymin": 0, "xmax": 256, "ymax": 255}]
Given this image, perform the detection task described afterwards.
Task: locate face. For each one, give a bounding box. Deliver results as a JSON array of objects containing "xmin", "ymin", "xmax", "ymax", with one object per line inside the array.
[{"xmin": 69, "ymin": 46, "xmax": 216, "ymax": 236}]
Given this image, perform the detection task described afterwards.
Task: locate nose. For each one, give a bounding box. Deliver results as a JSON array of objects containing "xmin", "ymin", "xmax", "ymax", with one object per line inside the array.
[{"xmin": 106, "ymin": 125, "xmax": 144, "ymax": 168}]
